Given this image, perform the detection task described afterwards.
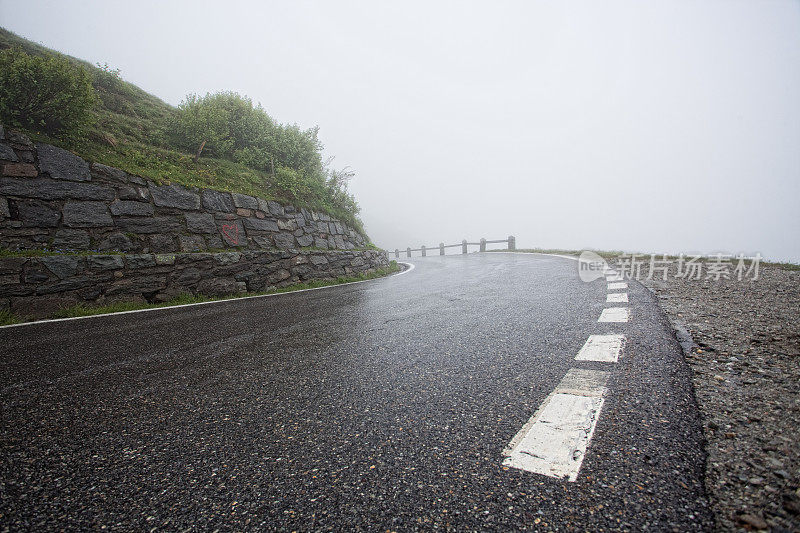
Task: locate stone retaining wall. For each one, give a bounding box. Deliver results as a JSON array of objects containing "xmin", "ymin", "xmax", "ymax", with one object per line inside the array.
[
  {"xmin": 0, "ymin": 126, "xmax": 367, "ymax": 253},
  {"xmin": 1, "ymin": 249, "xmax": 389, "ymax": 318}
]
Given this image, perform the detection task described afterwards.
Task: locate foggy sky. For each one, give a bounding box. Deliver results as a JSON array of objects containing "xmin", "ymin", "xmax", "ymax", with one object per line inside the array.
[{"xmin": 2, "ymin": 0, "xmax": 798, "ymax": 261}]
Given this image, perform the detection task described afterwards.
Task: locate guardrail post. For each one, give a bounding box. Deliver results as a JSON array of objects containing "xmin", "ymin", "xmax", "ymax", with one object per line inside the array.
[
  {"xmin": 406, "ymin": 247, "xmax": 411, "ymax": 258},
  {"xmin": 439, "ymin": 242, "xmax": 445, "ymax": 255},
  {"xmin": 462, "ymin": 239, "xmax": 467, "ymax": 254},
  {"xmin": 395, "ymin": 248, "xmax": 400, "ymax": 258},
  {"xmin": 421, "ymin": 245, "xmax": 426, "ymax": 257},
  {"xmin": 508, "ymin": 235, "xmax": 516, "ymax": 251},
  {"xmin": 480, "ymin": 238, "xmax": 486, "ymax": 252}
]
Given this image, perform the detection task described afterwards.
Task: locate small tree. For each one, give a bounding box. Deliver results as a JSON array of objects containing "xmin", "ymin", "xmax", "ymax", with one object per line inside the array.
[
  {"xmin": 0, "ymin": 47, "xmax": 96, "ymax": 135},
  {"xmin": 174, "ymin": 93, "xmax": 233, "ymax": 162}
]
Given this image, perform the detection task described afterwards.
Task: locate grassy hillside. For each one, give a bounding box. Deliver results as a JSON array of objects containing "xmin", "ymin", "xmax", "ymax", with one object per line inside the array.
[{"xmin": 0, "ymin": 27, "xmax": 366, "ymax": 235}]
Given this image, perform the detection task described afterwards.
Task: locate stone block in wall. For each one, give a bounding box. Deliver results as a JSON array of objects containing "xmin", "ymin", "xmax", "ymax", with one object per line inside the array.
[
  {"xmin": 37, "ymin": 144, "xmax": 91, "ymax": 182},
  {"xmin": 0, "ymin": 274, "xmax": 33, "ymax": 296},
  {"xmin": 109, "ymin": 200, "xmax": 154, "ymax": 217},
  {"xmin": 149, "ymin": 234, "xmax": 177, "ymax": 253},
  {"xmin": 16, "ymin": 200, "xmax": 61, "ymax": 227},
  {"xmin": 150, "ymin": 184, "xmax": 200, "ymax": 210},
  {"xmin": 91, "ymin": 163, "xmax": 129, "ymax": 183},
  {"xmin": 115, "ymin": 217, "xmax": 181, "ymax": 234},
  {"xmin": 118, "ymin": 185, "xmax": 150, "ymax": 202},
  {"xmin": 105, "ymin": 275, "xmax": 167, "ymax": 296},
  {"xmin": 36, "ymin": 276, "xmax": 95, "ymax": 295},
  {"xmin": 0, "ymin": 144, "xmax": 18, "ymax": 162},
  {"xmin": 277, "ymin": 218, "xmax": 296, "ymax": 231},
  {"xmin": 274, "ymin": 232, "xmax": 296, "ymax": 249},
  {"xmin": 251, "ymin": 236, "xmax": 272, "ymax": 248},
  {"xmin": 178, "ymin": 235, "xmax": 205, "ymax": 252},
  {"xmin": 266, "ymin": 201, "xmax": 284, "ymax": 217},
  {"xmin": 212, "ymin": 262, "xmax": 250, "ymax": 278},
  {"xmin": 291, "ymin": 264, "xmax": 312, "ymax": 279},
  {"xmin": 214, "ymin": 252, "xmax": 241, "ymax": 265},
  {"xmin": 24, "ymin": 266, "xmax": 55, "ymax": 284},
  {"xmin": 87, "ymin": 255, "xmax": 125, "ymax": 271},
  {"xmin": 267, "ymin": 269, "xmax": 291, "ymax": 284},
  {"xmin": 206, "ymin": 234, "xmax": 224, "ymax": 249},
  {"xmin": 52, "ymin": 229, "xmax": 90, "ymax": 249},
  {"xmin": 1, "ymin": 178, "xmax": 115, "ymax": 201},
  {"xmin": 296, "ymin": 234, "xmax": 314, "ymax": 247},
  {"xmin": 6, "ymin": 130, "xmax": 33, "ymax": 149},
  {"xmin": 314, "ymin": 237, "xmax": 329, "ymax": 249},
  {"xmin": 0, "ymin": 197, "xmax": 9, "ymax": 220},
  {"xmin": 125, "ymin": 254, "xmax": 156, "ymax": 269},
  {"xmin": 173, "ymin": 267, "xmax": 202, "ymax": 286},
  {"xmin": 202, "ymin": 189, "xmax": 235, "ymax": 212},
  {"xmin": 196, "ymin": 277, "xmax": 239, "ymax": 296},
  {"xmin": 310, "ymin": 255, "xmax": 329, "ymax": 266},
  {"xmin": 217, "ymin": 219, "xmax": 244, "ymax": 247},
  {"xmin": 41, "ymin": 256, "xmax": 83, "ymax": 279},
  {"xmin": 0, "ymin": 257, "xmax": 26, "ymax": 274},
  {"xmin": 231, "ymin": 193, "xmax": 259, "ymax": 210},
  {"xmin": 63, "ymin": 201, "xmax": 113, "ymax": 227},
  {"xmin": 98, "ymin": 233, "xmax": 135, "ymax": 252},
  {"xmin": 2, "ymin": 163, "xmax": 37, "ymax": 177},
  {"xmin": 243, "ymin": 217, "xmax": 279, "ymax": 232}
]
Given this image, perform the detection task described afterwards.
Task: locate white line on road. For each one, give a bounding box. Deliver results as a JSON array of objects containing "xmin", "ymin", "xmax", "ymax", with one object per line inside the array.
[
  {"xmin": 607, "ymin": 282, "xmax": 628, "ymax": 290},
  {"xmin": 598, "ymin": 307, "xmax": 630, "ymax": 322},
  {"xmin": 605, "ymin": 274, "xmax": 624, "ymax": 282},
  {"xmin": 503, "ymin": 369, "xmax": 608, "ymax": 482},
  {"xmin": 606, "ymin": 292, "xmax": 628, "ymax": 303},
  {"xmin": 575, "ymin": 334, "xmax": 626, "ymax": 362}
]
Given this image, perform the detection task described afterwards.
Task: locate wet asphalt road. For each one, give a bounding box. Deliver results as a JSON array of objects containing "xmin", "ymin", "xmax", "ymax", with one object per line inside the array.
[{"xmin": 0, "ymin": 253, "xmax": 712, "ymax": 531}]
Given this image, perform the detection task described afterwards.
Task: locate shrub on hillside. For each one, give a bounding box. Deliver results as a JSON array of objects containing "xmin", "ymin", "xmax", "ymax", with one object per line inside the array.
[
  {"xmin": 0, "ymin": 47, "xmax": 96, "ymax": 135},
  {"xmin": 171, "ymin": 90, "xmax": 361, "ymax": 219}
]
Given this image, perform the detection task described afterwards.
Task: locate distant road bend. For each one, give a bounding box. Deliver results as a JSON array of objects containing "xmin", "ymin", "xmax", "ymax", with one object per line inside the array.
[{"xmin": 1, "ymin": 253, "xmax": 712, "ymax": 530}]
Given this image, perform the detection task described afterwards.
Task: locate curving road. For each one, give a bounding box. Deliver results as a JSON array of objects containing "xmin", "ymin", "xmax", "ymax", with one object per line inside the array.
[{"xmin": 0, "ymin": 253, "xmax": 712, "ymax": 530}]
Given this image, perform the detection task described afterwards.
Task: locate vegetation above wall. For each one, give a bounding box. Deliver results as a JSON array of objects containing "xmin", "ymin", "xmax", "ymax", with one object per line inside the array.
[{"xmin": 0, "ymin": 27, "xmax": 365, "ymax": 236}]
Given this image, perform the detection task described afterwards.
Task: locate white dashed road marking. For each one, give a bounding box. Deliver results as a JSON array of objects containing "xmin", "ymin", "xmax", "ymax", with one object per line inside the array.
[
  {"xmin": 503, "ymin": 369, "xmax": 608, "ymax": 481},
  {"xmin": 606, "ymin": 292, "xmax": 628, "ymax": 303},
  {"xmin": 575, "ymin": 334, "xmax": 626, "ymax": 362},
  {"xmin": 607, "ymin": 282, "xmax": 628, "ymax": 290},
  {"xmin": 598, "ymin": 307, "xmax": 630, "ymax": 322},
  {"xmin": 605, "ymin": 274, "xmax": 624, "ymax": 282}
]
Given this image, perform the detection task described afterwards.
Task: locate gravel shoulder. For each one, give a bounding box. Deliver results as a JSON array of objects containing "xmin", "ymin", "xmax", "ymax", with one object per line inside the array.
[{"xmin": 633, "ymin": 264, "xmax": 800, "ymax": 531}]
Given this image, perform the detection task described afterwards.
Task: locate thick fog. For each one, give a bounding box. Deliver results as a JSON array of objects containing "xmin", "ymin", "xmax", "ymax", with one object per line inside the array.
[{"xmin": 3, "ymin": 0, "xmax": 798, "ymax": 261}]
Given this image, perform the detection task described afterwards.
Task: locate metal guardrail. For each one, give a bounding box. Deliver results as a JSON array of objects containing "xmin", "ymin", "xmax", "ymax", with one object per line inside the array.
[{"xmin": 388, "ymin": 236, "xmax": 516, "ymax": 258}]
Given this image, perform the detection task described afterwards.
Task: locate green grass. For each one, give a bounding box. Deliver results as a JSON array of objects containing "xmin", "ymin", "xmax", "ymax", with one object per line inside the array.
[
  {"xmin": 0, "ymin": 27, "xmax": 366, "ymax": 236},
  {"xmin": 9, "ymin": 261, "xmax": 401, "ymax": 324},
  {"xmin": 0, "ymin": 309, "xmax": 21, "ymax": 326}
]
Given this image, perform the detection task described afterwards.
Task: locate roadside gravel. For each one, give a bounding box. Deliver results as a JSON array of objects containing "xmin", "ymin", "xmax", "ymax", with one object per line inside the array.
[{"xmin": 633, "ymin": 264, "xmax": 800, "ymax": 532}]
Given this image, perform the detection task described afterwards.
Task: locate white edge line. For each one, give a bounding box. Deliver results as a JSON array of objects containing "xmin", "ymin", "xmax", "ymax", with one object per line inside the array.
[{"xmin": 0, "ymin": 261, "xmax": 416, "ymax": 330}]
